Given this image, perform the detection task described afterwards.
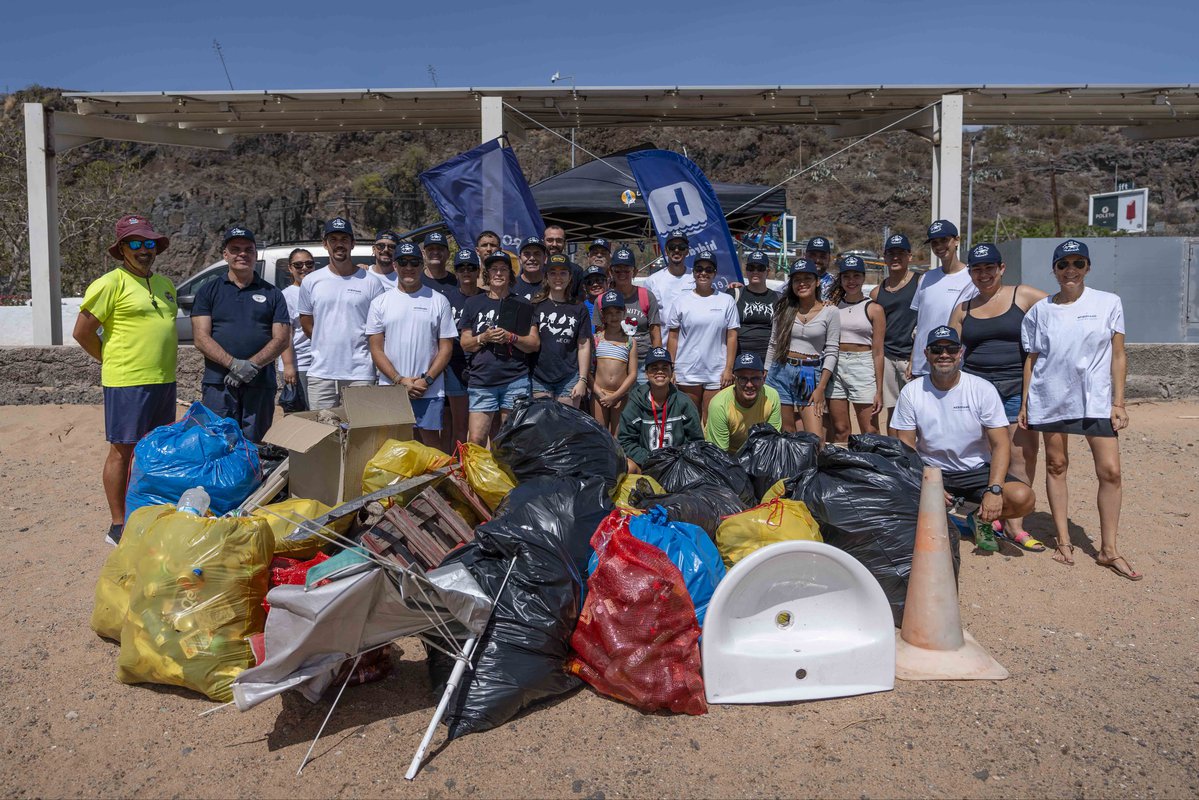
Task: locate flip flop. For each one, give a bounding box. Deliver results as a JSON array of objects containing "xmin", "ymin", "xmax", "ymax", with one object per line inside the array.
[
  {"xmin": 1010, "ymin": 530, "xmax": 1046, "ymax": 552},
  {"xmin": 1052, "ymin": 544, "xmax": 1075, "ymax": 566},
  {"xmin": 1096, "ymin": 556, "xmax": 1143, "ymax": 581}
]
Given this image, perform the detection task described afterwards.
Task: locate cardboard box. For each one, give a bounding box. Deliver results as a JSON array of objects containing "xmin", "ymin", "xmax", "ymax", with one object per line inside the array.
[{"xmin": 263, "ymin": 385, "xmax": 415, "ymax": 507}]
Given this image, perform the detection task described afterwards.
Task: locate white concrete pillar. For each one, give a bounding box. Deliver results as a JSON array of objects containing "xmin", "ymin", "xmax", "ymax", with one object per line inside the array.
[
  {"xmin": 930, "ymin": 103, "xmax": 941, "ymax": 222},
  {"xmin": 935, "ymin": 94, "xmax": 963, "ymax": 229},
  {"xmin": 481, "ymin": 96, "xmax": 503, "ymax": 143},
  {"xmin": 24, "ymin": 103, "xmax": 63, "ymax": 346}
]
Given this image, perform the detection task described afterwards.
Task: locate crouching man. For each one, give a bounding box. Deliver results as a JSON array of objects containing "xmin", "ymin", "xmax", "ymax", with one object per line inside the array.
[{"xmin": 891, "ymin": 326, "xmax": 1035, "ymax": 551}]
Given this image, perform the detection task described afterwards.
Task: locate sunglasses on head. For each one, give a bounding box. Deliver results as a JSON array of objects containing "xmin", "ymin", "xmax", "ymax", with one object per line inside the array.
[
  {"xmin": 1055, "ymin": 258, "xmax": 1087, "ymax": 270},
  {"xmin": 126, "ymin": 239, "xmax": 157, "ymax": 250},
  {"xmin": 290, "ymin": 260, "xmax": 315, "ymax": 269},
  {"xmin": 928, "ymin": 344, "xmax": 962, "ymax": 356}
]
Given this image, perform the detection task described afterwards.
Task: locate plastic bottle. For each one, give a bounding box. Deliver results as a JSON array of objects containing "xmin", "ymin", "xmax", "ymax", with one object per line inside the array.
[{"xmin": 178, "ymin": 487, "xmax": 211, "ymax": 517}]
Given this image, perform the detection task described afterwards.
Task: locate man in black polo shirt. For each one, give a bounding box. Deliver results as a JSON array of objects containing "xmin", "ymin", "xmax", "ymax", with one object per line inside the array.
[
  {"xmin": 421, "ymin": 231, "xmax": 458, "ymax": 295},
  {"xmin": 191, "ymin": 227, "xmax": 291, "ymax": 442}
]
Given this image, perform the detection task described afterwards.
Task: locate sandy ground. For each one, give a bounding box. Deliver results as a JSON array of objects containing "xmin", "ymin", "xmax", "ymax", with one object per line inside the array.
[{"xmin": 0, "ymin": 401, "xmax": 1196, "ymax": 800}]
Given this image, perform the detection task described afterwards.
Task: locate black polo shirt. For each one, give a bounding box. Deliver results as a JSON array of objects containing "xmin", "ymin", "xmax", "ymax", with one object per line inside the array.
[{"xmin": 191, "ymin": 273, "xmax": 290, "ymax": 387}]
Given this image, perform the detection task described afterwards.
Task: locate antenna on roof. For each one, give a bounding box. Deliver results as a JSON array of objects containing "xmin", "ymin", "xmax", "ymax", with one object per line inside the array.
[
  {"xmin": 427, "ymin": 65, "xmax": 439, "ymax": 87},
  {"xmin": 213, "ymin": 40, "xmax": 235, "ymax": 91}
]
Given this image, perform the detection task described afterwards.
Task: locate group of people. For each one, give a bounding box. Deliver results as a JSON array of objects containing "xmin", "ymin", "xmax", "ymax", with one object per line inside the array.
[{"xmin": 77, "ymin": 212, "xmax": 1140, "ymax": 582}]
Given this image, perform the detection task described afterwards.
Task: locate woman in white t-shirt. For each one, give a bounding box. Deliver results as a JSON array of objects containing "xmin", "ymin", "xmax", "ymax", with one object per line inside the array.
[
  {"xmin": 1018, "ymin": 240, "xmax": 1140, "ymax": 579},
  {"xmin": 665, "ymin": 255, "xmax": 739, "ymax": 423}
]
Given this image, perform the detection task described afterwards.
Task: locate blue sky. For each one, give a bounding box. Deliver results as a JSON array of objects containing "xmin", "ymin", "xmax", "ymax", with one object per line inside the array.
[{"xmin": 4, "ymin": 0, "xmax": 1196, "ymax": 92}]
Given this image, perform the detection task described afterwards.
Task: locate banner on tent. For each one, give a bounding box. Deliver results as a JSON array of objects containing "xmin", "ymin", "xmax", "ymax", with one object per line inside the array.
[
  {"xmin": 627, "ymin": 149, "xmax": 744, "ymax": 288},
  {"xmin": 419, "ymin": 138, "xmax": 545, "ymax": 251}
]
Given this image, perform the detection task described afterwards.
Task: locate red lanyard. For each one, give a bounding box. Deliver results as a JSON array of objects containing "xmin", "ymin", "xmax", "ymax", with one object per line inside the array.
[{"xmin": 650, "ymin": 393, "xmax": 666, "ymax": 449}]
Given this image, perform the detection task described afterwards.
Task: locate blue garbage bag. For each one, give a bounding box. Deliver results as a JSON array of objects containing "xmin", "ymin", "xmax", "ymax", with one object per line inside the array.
[
  {"xmin": 125, "ymin": 402, "xmax": 261, "ymax": 521},
  {"xmin": 589, "ymin": 507, "xmax": 726, "ymax": 626}
]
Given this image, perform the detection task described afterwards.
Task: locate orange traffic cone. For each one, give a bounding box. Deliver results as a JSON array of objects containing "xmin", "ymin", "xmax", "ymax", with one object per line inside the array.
[{"xmin": 894, "ymin": 466, "xmax": 1009, "ymax": 681}]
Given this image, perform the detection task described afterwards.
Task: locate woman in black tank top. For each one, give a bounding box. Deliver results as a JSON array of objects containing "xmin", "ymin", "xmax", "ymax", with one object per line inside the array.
[
  {"xmin": 949, "ymin": 261, "xmax": 1048, "ymax": 550},
  {"xmin": 870, "ymin": 240, "xmax": 920, "ymax": 431}
]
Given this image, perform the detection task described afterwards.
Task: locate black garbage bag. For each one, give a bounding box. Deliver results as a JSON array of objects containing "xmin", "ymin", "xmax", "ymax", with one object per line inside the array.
[
  {"xmin": 430, "ymin": 476, "xmax": 612, "ymax": 739},
  {"xmin": 736, "ymin": 424, "xmax": 821, "ymax": 501},
  {"xmin": 629, "ymin": 485, "xmax": 746, "ymax": 539},
  {"xmin": 643, "ymin": 441, "xmax": 756, "ymax": 507},
  {"xmin": 789, "ymin": 436, "xmax": 957, "ymax": 627},
  {"xmin": 492, "ymin": 397, "xmax": 626, "ymax": 495}
]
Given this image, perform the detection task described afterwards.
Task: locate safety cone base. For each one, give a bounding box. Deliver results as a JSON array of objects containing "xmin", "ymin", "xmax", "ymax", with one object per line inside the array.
[{"xmin": 894, "ymin": 628, "xmax": 1010, "ymax": 681}]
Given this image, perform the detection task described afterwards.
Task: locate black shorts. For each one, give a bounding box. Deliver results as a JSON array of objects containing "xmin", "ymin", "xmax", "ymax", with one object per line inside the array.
[
  {"xmin": 103, "ymin": 383, "xmax": 177, "ymax": 444},
  {"xmin": 942, "ymin": 464, "xmax": 1021, "ymax": 504},
  {"xmin": 1031, "ymin": 417, "xmax": 1117, "ymax": 438}
]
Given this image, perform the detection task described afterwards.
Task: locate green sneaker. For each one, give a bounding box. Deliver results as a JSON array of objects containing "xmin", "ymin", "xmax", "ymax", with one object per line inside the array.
[{"xmin": 969, "ymin": 513, "xmax": 999, "ymax": 552}]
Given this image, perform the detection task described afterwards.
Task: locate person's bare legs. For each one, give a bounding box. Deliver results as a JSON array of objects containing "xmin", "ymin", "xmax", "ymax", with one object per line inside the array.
[
  {"xmin": 780, "ymin": 405, "xmax": 797, "ymax": 433},
  {"xmin": 1043, "ymin": 432, "xmax": 1073, "ymax": 564},
  {"xmin": 798, "ymin": 404, "xmax": 824, "ymax": 442},
  {"xmin": 103, "ymin": 443, "xmax": 136, "ymax": 525},
  {"xmin": 678, "ymin": 384, "xmax": 705, "ymax": 423},
  {"xmin": 467, "ymin": 412, "xmax": 493, "ymax": 446},
  {"xmin": 1002, "ymin": 422, "xmax": 1039, "ymax": 539},
  {"xmin": 701, "ymin": 388, "xmax": 720, "ymax": 425},
  {"xmin": 853, "ymin": 402, "xmax": 879, "ymax": 435},
  {"xmin": 446, "ymin": 395, "xmax": 469, "ymax": 452},
  {"xmin": 416, "ymin": 427, "xmax": 442, "ymax": 449},
  {"xmin": 1088, "ymin": 435, "xmax": 1138, "ymax": 577},
  {"xmin": 828, "ymin": 398, "xmax": 852, "ymax": 444}
]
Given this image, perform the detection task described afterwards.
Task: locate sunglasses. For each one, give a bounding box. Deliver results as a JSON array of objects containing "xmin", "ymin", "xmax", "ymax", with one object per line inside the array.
[
  {"xmin": 375, "ymin": 243, "xmax": 396, "ymax": 250},
  {"xmin": 126, "ymin": 239, "xmax": 157, "ymax": 250},
  {"xmin": 666, "ymin": 244, "xmax": 689, "ymax": 252},
  {"xmin": 693, "ymin": 267, "xmax": 717, "ymax": 275},
  {"xmin": 1054, "ymin": 259, "xmax": 1088, "ymax": 270},
  {"xmin": 290, "ymin": 260, "xmax": 315, "ymax": 269},
  {"xmin": 396, "ymin": 258, "xmax": 422, "ymax": 267},
  {"xmin": 928, "ymin": 344, "xmax": 962, "ymax": 356}
]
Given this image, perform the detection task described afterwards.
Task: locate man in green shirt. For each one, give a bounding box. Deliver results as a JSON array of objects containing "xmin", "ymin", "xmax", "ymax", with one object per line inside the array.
[{"xmin": 705, "ymin": 352, "xmax": 782, "ymax": 453}]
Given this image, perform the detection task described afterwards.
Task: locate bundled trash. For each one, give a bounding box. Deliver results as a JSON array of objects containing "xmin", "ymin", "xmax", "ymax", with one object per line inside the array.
[
  {"xmin": 91, "ymin": 504, "xmax": 177, "ymax": 641},
  {"xmin": 612, "ymin": 474, "xmax": 664, "ymax": 512},
  {"xmin": 716, "ymin": 498, "xmax": 823, "ymax": 567},
  {"xmin": 629, "ymin": 484, "xmax": 746, "ymax": 539},
  {"xmin": 362, "ymin": 439, "xmax": 456, "ymax": 495},
  {"xmin": 736, "ymin": 424, "xmax": 821, "ymax": 502},
  {"xmin": 457, "ymin": 443, "xmax": 516, "ymax": 512},
  {"xmin": 643, "ymin": 440, "xmax": 757, "ymax": 506},
  {"xmin": 492, "ymin": 397, "xmax": 626, "ymax": 495},
  {"xmin": 251, "ymin": 497, "xmax": 353, "ymax": 558},
  {"xmin": 568, "ymin": 511, "xmax": 707, "ymax": 715}
]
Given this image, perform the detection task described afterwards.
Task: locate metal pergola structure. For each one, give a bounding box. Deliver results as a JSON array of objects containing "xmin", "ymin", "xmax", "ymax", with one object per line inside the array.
[{"xmin": 24, "ymin": 84, "xmax": 1199, "ymax": 344}]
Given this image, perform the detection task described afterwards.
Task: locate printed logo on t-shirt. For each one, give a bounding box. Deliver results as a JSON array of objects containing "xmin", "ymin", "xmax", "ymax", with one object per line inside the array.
[
  {"xmin": 252, "ymin": 294, "xmax": 267, "ymax": 303},
  {"xmin": 472, "ymin": 308, "xmax": 498, "ymax": 333},
  {"xmin": 538, "ymin": 310, "xmax": 579, "ymax": 340},
  {"xmin": 743, "ymin": 300, "xmax": 774, "ymax": 318},
  {"xmin": 1076, "ymin": 314, "xmax": 1098, "ymax": 321}
]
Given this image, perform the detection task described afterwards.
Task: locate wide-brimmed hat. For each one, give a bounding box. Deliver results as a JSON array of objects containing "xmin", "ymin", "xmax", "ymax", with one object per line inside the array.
[{"xmin": 108, "ymin": 214, "xmax": 169, "ymax": 260}]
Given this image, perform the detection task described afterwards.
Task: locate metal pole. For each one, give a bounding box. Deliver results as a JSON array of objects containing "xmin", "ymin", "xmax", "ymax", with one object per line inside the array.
[
  {"xmin": 966, "ymin": 137, "xmax": 976, "ymax": 250},
  {"xmin": 1050, "ymin": 166, "xmax": 1062, "ymax": 237}
]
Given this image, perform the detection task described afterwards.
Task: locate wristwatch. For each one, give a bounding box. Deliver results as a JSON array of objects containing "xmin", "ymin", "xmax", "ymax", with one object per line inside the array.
[
  {"xmin": 986, "ymin": 484, "xmax": 1003, "ymax": 496},
  {"xmin": 420, "ymin": 373, "xmax": 433, "ymax": 384}
]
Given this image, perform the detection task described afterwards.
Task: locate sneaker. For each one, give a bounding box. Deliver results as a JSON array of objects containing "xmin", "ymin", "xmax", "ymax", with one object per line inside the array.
[
  {"xmin": 968, "ymin": 513, "xmax": 999, "ymax": 552},
  {"xmin": 105, "ymin": 523, "xmax": 124, "ymax": 547}
]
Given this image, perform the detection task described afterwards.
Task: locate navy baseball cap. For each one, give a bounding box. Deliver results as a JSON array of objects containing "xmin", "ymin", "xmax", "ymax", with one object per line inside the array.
[
  {"xmin": 789, "ymin": 259, "xmax": 820, "ymax": 276},
  {"xmin": 693, "ymin": 254, "xmax": 717, "ymax": 270},
  {"xmin": 374, "ymin": 230, "xmax": 400, "ymax": 244},
  {"xmin": 395, "ymin": 242, "xmax": 421, "ymax": 261},
  {"xmin": 925, "ymin": 219, "xmax": 959, "ymax": 242},
  {"xmin": 837, "ymin": 255, "xmax": 866, "ymax": 273},
  {"xmin": 611, "ymin": 248, "xmax": 636, "ymax": 267},
  {"xmin": 422, "ymin": 231, "xmax": 449, "ymax": 248},
  {"xmin": 222, "ymin": 226, "xmax": 255, "ymax": 247},
  {"xmin": 927, "ymin": 325, "xmax": 961, "ymax": 347},
  {"xmin": 734, "ymin": 352, "xmax": 765, "ymax": 372},
  {"xmin": 884, "ymin": 233, "xmax": 912, "ymax": 252},
  {"xmin": 805, "ymin": 236, "xmax": 832, "ymax": 253},
  {"xmin": 745, "ymin": 250, "xmax": 770, "ymax": 268},
  {"xmin": 589, "ymin": 238, "xmax": 612, "ymax": 252},
  {"xmin": 546, "ymin": 254, "xmax": 571, "ymax": 271},
  {"xmin": 519, "ymin": 235, "xmax": 547, "ymax": 253},
  {"xmin": 454, "ymin": 249, "xmax": 480, "ymax": 268},
  {"xmin": 645, "ymin": 347, "xmax": 673, "ymax": 367},
  {"xmin": 584, "ymin": 266, "xmax": 607, "ymax": 281},
  {"xmin": 967, "ymin": 242, "xmax": 1002, "ymax": 266},
  {"xmin": 600, "ymin": 290, "xmax": 626, "ymax": 309},
  {"xmin": 1053, "ymin": 239, "xmax": 1090, "ymax": 263},
  {"xmin": 324, "ymin": 217, "xmax": 354, "ymax": 238},
  {"xmin": 665, "ymin": 232, "xmax": 689, "ymax": 245},
  {"xmin": 484, "ymin": 250, "xmax": 512, "ymax": 268}
]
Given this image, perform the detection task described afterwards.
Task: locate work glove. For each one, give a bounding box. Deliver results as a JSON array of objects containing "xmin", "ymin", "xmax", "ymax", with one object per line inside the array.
[{"xmin": 228, "ymin": 357, "xmax": 260, "ymax": 384}]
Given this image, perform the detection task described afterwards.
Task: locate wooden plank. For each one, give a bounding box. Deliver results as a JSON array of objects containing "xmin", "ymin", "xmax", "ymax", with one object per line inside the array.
[{"xmin": 240, "ymin": 457, "xmax": 289, "ymax": 510}]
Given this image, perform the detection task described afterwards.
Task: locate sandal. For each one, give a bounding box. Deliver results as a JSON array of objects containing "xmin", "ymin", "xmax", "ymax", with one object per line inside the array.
[
  {"xmin": 1052, "ymin": 543, "xmax": 1075, "ymax": 566},
  {"xmin": 1010, "ymin": 530, "xmax": 1046, "ymax": 552},
  {"xmin": 1096, "ymin": 555, "xmax": 1143, "ymax": 582}
]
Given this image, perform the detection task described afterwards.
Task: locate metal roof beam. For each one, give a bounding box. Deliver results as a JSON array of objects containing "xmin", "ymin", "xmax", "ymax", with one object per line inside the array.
[
  {"xmin": 50, "ymin": 111, "xmax": 233, "ymax": 151},
  {"xmin": 823, "ymin": 107, "xmax": 936, "ymax": 139},
  {"xmin": 1120, "ymin": 120, "xmax": 1199, "ymax": 140}
]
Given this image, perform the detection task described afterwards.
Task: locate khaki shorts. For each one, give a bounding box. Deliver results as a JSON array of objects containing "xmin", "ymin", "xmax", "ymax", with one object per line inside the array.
[
  {"xmin": 828, "ymin": 351, "xmax": 877, "ymax": 403},
  {"xmin": 882, "ymin": 355, "xmax": 909, "ymax": 407}
]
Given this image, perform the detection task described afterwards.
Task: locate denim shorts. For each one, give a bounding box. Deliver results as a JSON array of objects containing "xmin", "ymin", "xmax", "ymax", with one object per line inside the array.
[
  {"xmin": 467, "ymin": 376, "xmax": 532, "ymax": 413},
  {"xmin": 1000, "ymin": 392, "xmax": 1022, "ymax": 424},
  {"xmin": 532, "ymin": 374, "xmax": 581, "ymax": 399},
  {"xmin": 444, "ymin": 368, "xmax": 467, "ymax": 398},
  {"xmin": 766, "ymin": 359, "xmax": 821, "ymax": 407},
  {"xmin": 410, "ymin": 396, "xmax": 446, "ymax": 431}
]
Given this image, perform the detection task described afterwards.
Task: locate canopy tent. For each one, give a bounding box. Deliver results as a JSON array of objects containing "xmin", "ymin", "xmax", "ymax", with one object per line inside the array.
[{"xmin": 531, "ymin": 144, "xmax": 786, "ymax": 240}]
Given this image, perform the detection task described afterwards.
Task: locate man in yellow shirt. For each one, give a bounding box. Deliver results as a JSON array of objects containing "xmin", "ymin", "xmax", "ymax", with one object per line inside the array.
[
  {"xmin": 705, "ymin": 352, "xmax": 782, "ymax": 454},
  {"xmin": 73, "ymin": 214, "xmax": 178, "ymax": 545}
]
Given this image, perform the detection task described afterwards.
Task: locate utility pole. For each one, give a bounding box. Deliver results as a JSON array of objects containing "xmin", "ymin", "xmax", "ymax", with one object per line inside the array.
[{"xmin": 1050, "ymin": 163, "xmax": 1062, "ymax": 237}]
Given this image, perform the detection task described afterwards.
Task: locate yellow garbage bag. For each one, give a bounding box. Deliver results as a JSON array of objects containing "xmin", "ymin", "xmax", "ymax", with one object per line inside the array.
[
  {"xmin": 716, "ymin": 498, "xmax": 822, "ymax": 568},
  {"xmin": 458, "ymin": 443, "xmax": 516, "ymax": 512},
  {"xmin": 362, "ymin": 439, "xmax": 455, "ymax": 495},
  {"xmin": 116, "ymin": 511, "xmax": 272, "ymax": 702},
  {"xmin": 612, "ymin": 473, "xmax": 664, "ymax": 512},
  {"xmin": 251, "ymin": 497, "xmax": 352, "ymax": 558},
  {"xmin": 762, "ymin": 479, "xmax": 788, "ymax": 503},
  {"xmin": 91, "ymin": 504, "xmax": 177, "ymax": 641}
]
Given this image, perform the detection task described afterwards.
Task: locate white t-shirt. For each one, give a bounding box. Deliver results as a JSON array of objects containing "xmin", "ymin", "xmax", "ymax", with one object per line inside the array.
[
  {"xmin": 1021, "ymin": 288, "xmax": 1124, "ymax": 424},
  {"xmin": 666, "ymin": 291, "xmax": 740, "ymax": 386},
  {"xmin": 909, "ymin": 267, "xmax": 978, "ymax": 375},
  {"xmin": 892, "ymin": 372, "xmax": 1008, "ymax": 473},
  {"xmin": 364, "ymin": 284, "xmax": 457, "ymax": 398},
  {"xmin": 370, "ymin": 269, "xmax": 398, "ymax": 290},
  {"xmin": 645, "ymin": 266, "xmax": 695, "ymax": 320},
  {"xmin": 297, "ymin": 266, "xmax": 385, "ymax": 380},
  {"xmin": 281, "ymin": 284, "xmax": 311, "ymax": 370}
]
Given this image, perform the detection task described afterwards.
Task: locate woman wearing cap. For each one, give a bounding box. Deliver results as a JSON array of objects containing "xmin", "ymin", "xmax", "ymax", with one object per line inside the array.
[
  {"xmin": 827, "ymin": 256, "xmax": 884, "ymax": 442},
  {"xmin": 665, "ymin": 255, "xmax": 739, "ymax": 424},
  {"xmin": 948, "ymin": 242, "xmax": 1048, "ymax": 552},
  {"xmin": 764, "ymin": 260, "xmax": 840, "ymax": 438},
  {"xmin": 733, "ymin": 251, "xmax": 780, "ymax": 363},
  {"xmin": 592, "ymin": 290, "xmax": 639, "ymax": 433},
  {"xmin": 531, "ymin": 258, "xmax": 591, "ymax": 409},
  {"xmin": 1019, "ymin": 241, "xmax": 1140, "ymax": 579},
  {"xmin": 441, "ymin": 249, "xmax": 483, "ymax": 450},
  {"xmin": 870, "ymin": 233, "xmax": 919, "ymax": 430},
  {"xmin": 74, "ymin": 214, "xmax": 178, "ymax": 545}
]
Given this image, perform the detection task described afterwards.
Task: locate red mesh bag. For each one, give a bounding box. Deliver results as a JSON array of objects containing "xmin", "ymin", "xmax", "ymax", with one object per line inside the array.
[
  {"xmin": 263, "ymin": 553, "xmax": 331, "ymax": 614},
  {"xmin": 567, "ymin": 511, "xmax": 707, "ymax": 715}
]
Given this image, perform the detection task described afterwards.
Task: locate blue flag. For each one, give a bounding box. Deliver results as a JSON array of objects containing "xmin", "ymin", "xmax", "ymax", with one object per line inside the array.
[
  {"xmin": 419, "ymin": 138, "xmax": 545, "ymax": 252},
  {"xmin": 626, "ymin": 149, "xmax": 744, "ymax": 289}
]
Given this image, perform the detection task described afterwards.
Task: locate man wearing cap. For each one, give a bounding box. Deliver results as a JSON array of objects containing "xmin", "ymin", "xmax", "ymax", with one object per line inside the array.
[
  {"xmin": 594, "ymin": 248, "xmax": 661, "ymax": 381},
  {"xmin": 441, "ymin": 248, "xmax": 483, "ymax": 450},
  {"xmin": 870, "ymin": 232, "xmax": 920, "ymax": 431},
  {"xmin": 543, "ymin": 224, "xmax": 586, "ymax": 301},
  {"xmin": 617, "ymin": 347, "xmax": 704, "ymax": 473},
  {"xmin": 803, "ymin": 236, "xmax": 837, "ymax": 302},
  {"xmin": 704, "ymin": 352, "xmax": 782, "ymax": 454},
  {"xmin": 587, "ymin": 238, "xmax": 613, "ymax": 275},
  {"xmin": 644, "ymin": 232, "xmax": 695, "ymax": 319},
  {"xmin": 421, "ymin": 231, "xmax": 458, "ymax": 295},
  {"xmin": 367, "ymin": 242, "xmax": 457, "ymax": 447},
  {"xmin": 298, "ymin": 217, "xmax": 387, "ymax": 409},
  {"xmin": 191, "ymin": 227, "xmax": 292, "ymax": 443},
  {"xmin": 74, "ymin": 214, "xmax": 179, "ymax": 545},
  {"xmin": 909, "ymin": 219, "xmax": 977, "ymax": 378},
  {"xmin": 513, "ymin": 235, "xmax": 549, "ymax": 300},
  {"xmin": 368, "ymin": 230, "xmax": 401, "ymax": 288},
  {"xmin": 892, "ymin": 326, "xmax": 1035, "ymax": 551}
]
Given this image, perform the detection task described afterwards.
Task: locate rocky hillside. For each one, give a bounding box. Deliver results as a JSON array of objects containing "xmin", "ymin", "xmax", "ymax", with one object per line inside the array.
[{"xmin": 2, "ymin": 86, "xmax": 1197, "ymax": 295}]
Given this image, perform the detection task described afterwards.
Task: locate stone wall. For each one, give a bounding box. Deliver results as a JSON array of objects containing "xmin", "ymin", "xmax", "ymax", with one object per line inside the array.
[{"xmin": 0, "ymin": 344, "xmax": 1196, "ymax": 407}]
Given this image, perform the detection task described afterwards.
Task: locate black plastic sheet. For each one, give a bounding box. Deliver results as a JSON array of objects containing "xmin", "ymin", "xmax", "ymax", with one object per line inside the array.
[{"xmin": 493, "ymin": 397, "xmax": 626, "ymax": 495}]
